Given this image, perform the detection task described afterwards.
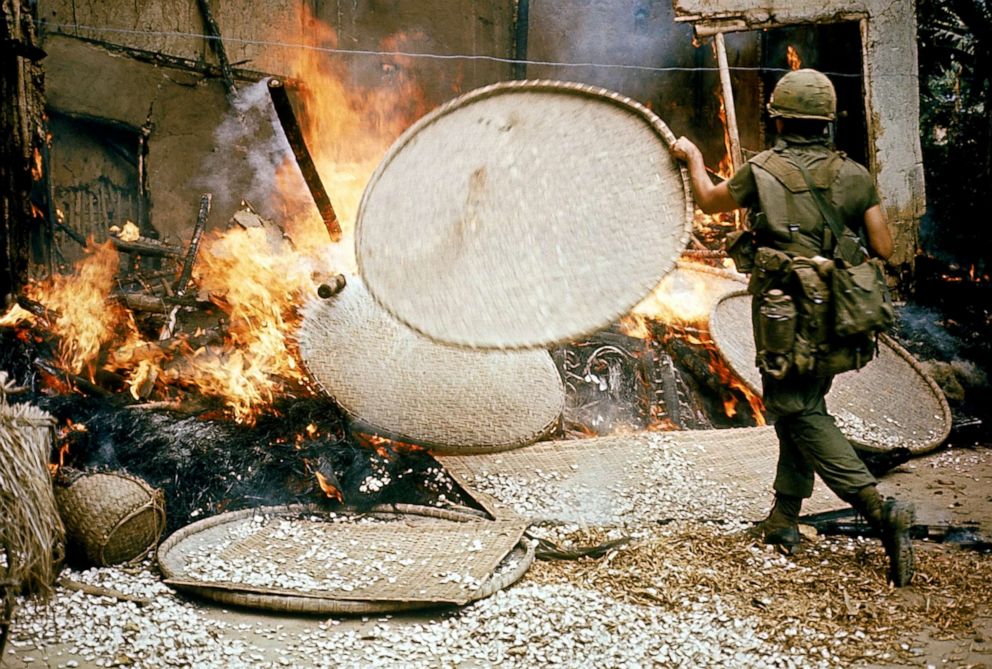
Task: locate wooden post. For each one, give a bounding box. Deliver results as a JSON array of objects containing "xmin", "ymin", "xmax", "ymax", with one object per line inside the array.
[
  {"xmin": 267, "ymin": 78, "xmax": 342, "ymax": 242},
  {"xmin": 0, "ymin": 0, "xmax": 46, "ymax": 303},
  {"xmin": 512, "ymin": 0, "xmax": 530, "ymax": 80},
  {"xmin": 195, "ymin": 0, "xmax": 238, "ymax": 101},
  {"xmin": 714, "ymin": 32, "xmax": 744, "ymax": 172}
]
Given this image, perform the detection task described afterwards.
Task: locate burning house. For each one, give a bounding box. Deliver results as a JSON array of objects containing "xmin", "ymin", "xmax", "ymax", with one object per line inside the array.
[{"xmin": 2, "ymin": 0, "xmax": 991, "ymax": 667}]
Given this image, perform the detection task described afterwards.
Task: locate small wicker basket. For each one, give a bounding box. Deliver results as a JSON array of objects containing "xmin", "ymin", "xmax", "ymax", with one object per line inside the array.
[{"xmin": 54, "ymin": 468, "xmax": 166, "ymax": 567}]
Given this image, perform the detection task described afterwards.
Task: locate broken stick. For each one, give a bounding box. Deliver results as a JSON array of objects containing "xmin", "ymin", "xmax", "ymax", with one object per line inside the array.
[
  {"xmin": 267, "ymin": 78, "xmax": 342, "ymax": 242},
  {"xmin": 160, "ymin": 194, "xmax": 211, "ymax": 341},
  {"xmin": 57, "ymin": 577, "xmax": 151, "ymax": 606},
  {"xmin": 174, "ymin": 194, "xmax": 211, "ymax": 295}
]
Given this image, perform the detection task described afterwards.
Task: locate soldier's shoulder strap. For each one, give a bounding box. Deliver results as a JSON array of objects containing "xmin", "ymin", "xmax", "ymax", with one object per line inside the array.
[{"xmin": 750, "ymin": 147, "xmax": 844, "ymax": 193}]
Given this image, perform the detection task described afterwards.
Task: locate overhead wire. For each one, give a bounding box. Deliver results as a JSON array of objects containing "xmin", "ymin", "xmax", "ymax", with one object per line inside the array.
[{"xmin": 34, "ymin": 19, "xmax": 864, "ymax": 78}]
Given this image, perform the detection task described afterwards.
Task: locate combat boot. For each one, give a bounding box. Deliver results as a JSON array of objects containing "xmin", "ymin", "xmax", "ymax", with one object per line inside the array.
[
  {"xmin": 850, "ymin": 485, "xmax": 915, "ymax": 587},
  {"xmin": 749, "ymin": 494, "xmax": 802, "ymax": 552}
]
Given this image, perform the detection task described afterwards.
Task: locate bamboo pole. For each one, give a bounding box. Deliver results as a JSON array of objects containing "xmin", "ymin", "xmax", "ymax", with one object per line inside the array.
[{"xmin": 714, "ymin": 33, "xmax": 744, "ymax": 172}]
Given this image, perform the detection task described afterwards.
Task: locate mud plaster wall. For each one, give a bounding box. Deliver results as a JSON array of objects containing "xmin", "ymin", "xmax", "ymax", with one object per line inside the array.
[
  {"xmin": 37, "ymin": 1, "xmax": 515, "ymax": 243},
  {"xmin": 673, "ymin": 0, "xmax": 925, "ymax": 265}
]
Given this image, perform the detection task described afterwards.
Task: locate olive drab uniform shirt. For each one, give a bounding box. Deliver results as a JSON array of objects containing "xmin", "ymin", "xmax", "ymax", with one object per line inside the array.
[
  {"xmin": 725, "ymin": 134, "xmax": 880, "ymax": 280},
  {"xmin": 727, "ymin": 135, "xmax": 879, "ymax": 386}
]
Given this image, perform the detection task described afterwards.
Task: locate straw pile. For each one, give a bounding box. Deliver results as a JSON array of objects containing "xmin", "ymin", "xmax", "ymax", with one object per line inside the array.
[
  {"xmin": 0, "ymin": 372, "xmax": 64, "ymax": 597},
  {"xmin": 531, "ymin": 523, "xmax": 992, "ymax": 665}
]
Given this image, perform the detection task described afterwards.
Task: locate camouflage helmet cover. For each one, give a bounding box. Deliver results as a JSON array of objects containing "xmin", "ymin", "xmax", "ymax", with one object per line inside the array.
[{"xmin": 767, "ymin": 68, "xmax": 837, "ymax": 121}]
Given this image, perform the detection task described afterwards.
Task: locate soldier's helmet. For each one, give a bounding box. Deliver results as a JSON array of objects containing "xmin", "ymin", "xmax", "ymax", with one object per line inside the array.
[{"xmin": 767, "ymin": 68, "xmax": 836, "ymax": 121}]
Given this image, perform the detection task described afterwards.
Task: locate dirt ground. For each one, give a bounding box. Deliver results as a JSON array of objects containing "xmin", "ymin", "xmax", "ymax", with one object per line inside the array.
[
  {"xmin": 4, "ymin": 442, "xmax": 991, "ymax": 669},
  {"xmin": 873, "ymin": 441, "xmax": 992, "ymax": 668}
]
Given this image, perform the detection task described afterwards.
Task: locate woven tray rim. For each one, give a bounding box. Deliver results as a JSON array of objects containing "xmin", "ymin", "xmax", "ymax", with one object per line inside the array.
[
  {"xmin": 157, "ymin": 504, "xmax": 532, "ymax": 614},
  {"xmin": 709, "ymin": 290, "xmax": 952, "ymax": 453},
  {"xmin": 355, "ymin": 78, "xmax": 694, "ymax": 351}
]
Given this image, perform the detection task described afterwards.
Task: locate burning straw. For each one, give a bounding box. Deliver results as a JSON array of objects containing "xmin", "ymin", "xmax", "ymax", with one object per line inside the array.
[{"xmin": 0, "ymin": 372, "xmax": 65, "ymax": 605}]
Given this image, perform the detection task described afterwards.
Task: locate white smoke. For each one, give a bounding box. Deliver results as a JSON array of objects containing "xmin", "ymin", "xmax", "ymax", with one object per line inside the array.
[{"xmin": 194, "ymin": 80, "xmax": 298, "ymax": 220}]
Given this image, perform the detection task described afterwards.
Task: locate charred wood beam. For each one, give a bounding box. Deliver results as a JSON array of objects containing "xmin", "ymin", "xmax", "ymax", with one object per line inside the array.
[
  {"xmin": 195, "ymin": 0, "xmax": 238, "ymax": 101},
  {"xmin": 111, "ymin": 236, "xmax": 183, "ymax": 259},
  {"xmin": 175, "ymin": 194, "xmax": 210, "ymax": 295},
  {"xmin": 112, "ymin": 291, "xmax": 207, "ymax": 314},
  {"xmin": 651, "ymin": 352, "xmax": 682, "ymax": 429},
  {"xmin": 15, "ymin": 293, "xmax": 59, "ymax": 322},
  {"xmin": 50, "ymin": 33, "xmax": 270, "ymax": 86},
  {"xmin": 267, "ymin": 78, "xmax": 342, "ymax": 242},
  {"xmin": 714, "ymin": 33, "xmax": 743, "ymax": 171},
  {"xmin": 55, "ymin": 220, "xmax": 86, "ymax": 247},
  {"xmin": 0, "ymin": 37, "xmax": 46, "ymax": 61},
  {"xmin": 160, "ymin": 194, "xmax": 210, "ymax": 340},
  {"xmin": 1, "ymin": 0, "xmax": 45, "ymax": 301},
  {"xmin": 33, "ymin": 359, "xmax": 110, "ymax": 398},
  {"xmin": 122, "ymin": 327, "xmax": 225, "ymax": 361}
]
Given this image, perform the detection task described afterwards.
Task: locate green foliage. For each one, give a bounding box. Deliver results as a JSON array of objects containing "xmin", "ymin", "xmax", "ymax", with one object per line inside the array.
[{"xmin": 917, "ymin": 0, "xmax": 991, "ymax": 269}]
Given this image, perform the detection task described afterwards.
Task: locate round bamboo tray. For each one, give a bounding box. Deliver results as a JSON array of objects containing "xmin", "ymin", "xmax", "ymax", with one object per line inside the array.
[
  {"xmin": 157, "ymin": 504, "xmax": 532, "ymax": 614},
  {"xmin": 356, "ymin": 79, "xmax": 692, "ymax": 350},
  {"xmin": 297, "ymin": 280, "xmax": 565, "ymax": 451},
  {"xmin": 710, "ymin": 291, "xmax": 951, "ymax": 453}
]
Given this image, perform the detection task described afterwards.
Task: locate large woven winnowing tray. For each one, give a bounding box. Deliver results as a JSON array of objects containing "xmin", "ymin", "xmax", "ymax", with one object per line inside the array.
[
  {"xmin": 158, "ymin": 504, "xmax": 531, "ymax": 614},
  {"xmin": 297, "ymin": 279, "xmax": 564, "ymax": 452},
  {"xmin": 710, "ymin": 291, "xmax": 951, "ymax": 453},
  {"xmin": 356, "ymin": 79, "xmax": 692, "ymax": 350},
  {"xmin": 437, "ymin": 428, "xmax": 849, "ymax": 525}
]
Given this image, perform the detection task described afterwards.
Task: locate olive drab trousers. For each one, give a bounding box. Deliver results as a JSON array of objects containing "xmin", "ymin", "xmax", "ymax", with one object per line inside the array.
[{"xmin": 761, "ymin": 372, "xmax": 877, "ymax": 500}]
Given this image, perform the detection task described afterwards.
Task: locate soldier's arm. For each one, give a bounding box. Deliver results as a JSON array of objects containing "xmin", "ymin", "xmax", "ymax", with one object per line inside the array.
[
  {"xmin": 863, "ymin": 204, "xmax": 893, "ymax": 260},
  {"xmin": 670, "ymin": 137, "xmax": 740, "ymax": 214}
]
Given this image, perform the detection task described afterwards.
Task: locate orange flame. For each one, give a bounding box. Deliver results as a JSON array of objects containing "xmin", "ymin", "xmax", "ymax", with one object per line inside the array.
[
  {"xmin": 621, "ymin": 265, "xmax": 726, "ymax": 328},
  {"xmin": 158, "ymin": 225, "xmax": 315, "ymax": 422},
  {"xmin": 619, "ymin": 266, "xmax": 766, "ymax": 425},
  {"xmin": 315, "ymin": 471, "xmax": 344, "ymax": 501},
  {"xmin": 787, "ymin": 46, "xmax": 802, "ymax": 71},
  {"xmin": 3, "ymin": 6, "xmax": 431, "ymax": 423},
  {"xmin": 269, "ymin": 5, "xmax": 429, "ymax": 263},
  {"xmin": 31, "ymin": 147, "xmax": 43, "ymax": 182},
  {"xmin": 0, "ymin": 304, "xmax": 35, "ymax": 328},
  {"xmin": 24, "ymin": 241, "xmax": 140, "ymax": 377}
]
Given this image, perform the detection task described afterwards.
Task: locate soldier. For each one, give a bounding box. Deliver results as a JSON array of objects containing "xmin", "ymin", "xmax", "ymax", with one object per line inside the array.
[{"xmin": 670, "ymin": 68, "xmax": 915, "ymax": 586}]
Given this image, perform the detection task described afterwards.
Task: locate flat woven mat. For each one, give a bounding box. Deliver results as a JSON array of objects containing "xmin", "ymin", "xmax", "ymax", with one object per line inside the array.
[
  {"xmin": 297, "ymin": 279, "xmax": 564, "ymax": 451},
  {"xmin": 158, "ymin": 504, "xmax": 531, "ymax": 614},
  {"xmin": 438, "ymin": 428, "xmax": 846, "ymax": 525},
  {"xmin": 356, "ymin": 79, "xmax": 692, "ymax": 350},
  {"xmin": 710, "ymin": 292, "xmax": 951, "ymax": 453}
]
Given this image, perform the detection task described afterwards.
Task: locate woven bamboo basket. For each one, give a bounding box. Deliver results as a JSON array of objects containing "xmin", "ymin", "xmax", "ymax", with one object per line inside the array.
[
  {"xmin": 297, "ymin": 280, "xmax": 565, "ymax": 451},
  {"xmin": 709, "ymin": 291, "xmax": 952, "ymax": 453},
  {"xmin": 356, "ymin": 79, "xmax": 692, "ymax": 350},
  {"xmin": 54, "ymin": 468, "xmax": 166, "ymax": 567},
  {"xmin": 157, "ymin": 504, "xmax": 532, "ymax": 614}
]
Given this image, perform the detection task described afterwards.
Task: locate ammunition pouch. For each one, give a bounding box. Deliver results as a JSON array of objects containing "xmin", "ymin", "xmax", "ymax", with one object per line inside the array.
[
  {"xmin": 747, "ymin": 246, "xmax": 793, "ymax": 296},
  {"xmin": 832, "ymin": 258, "xmax": 895, "ymax": 338},
  {"xmin": 752, "ymin": 254, "xmax": 889, "ymax": 379},
  {"xmin": 725, "ymin": 228, "xmax": 758, "ymax": 274}
]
